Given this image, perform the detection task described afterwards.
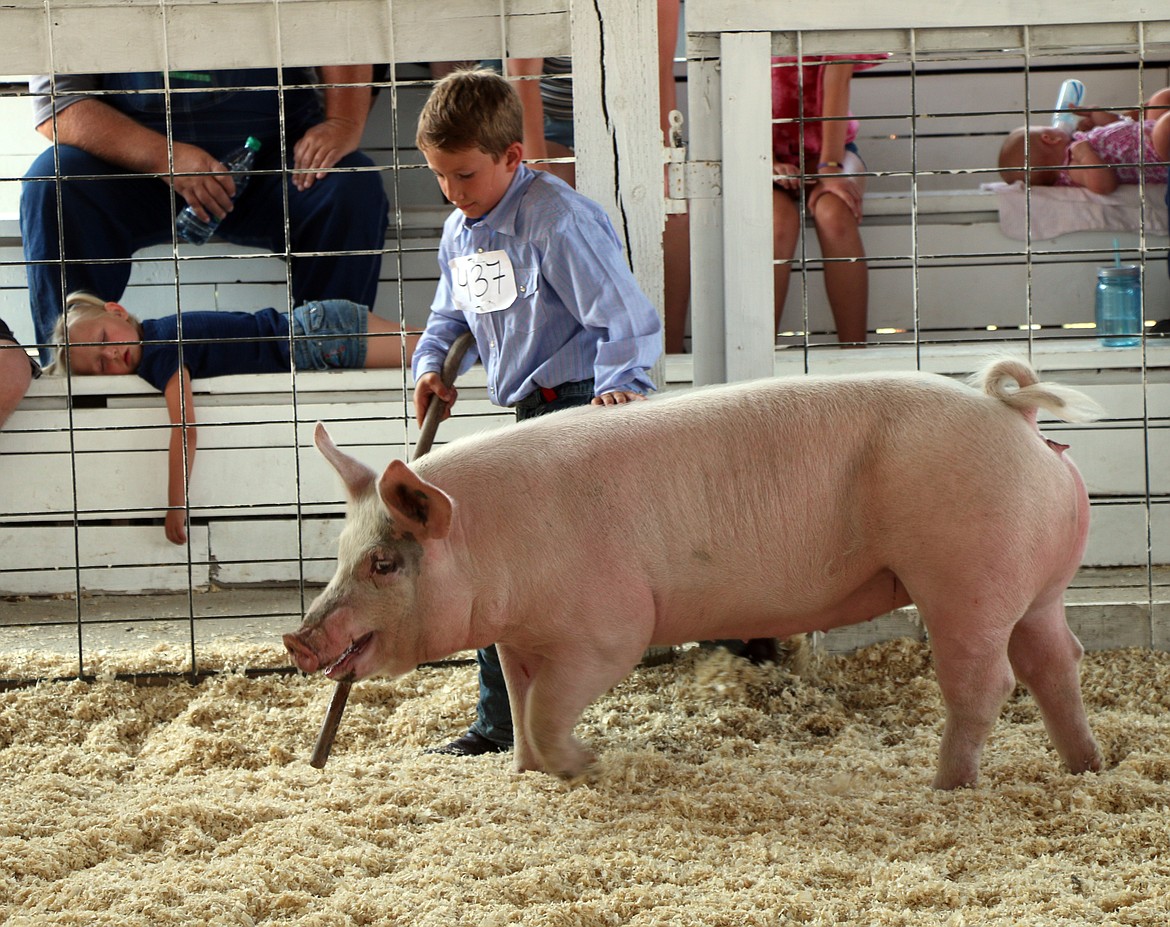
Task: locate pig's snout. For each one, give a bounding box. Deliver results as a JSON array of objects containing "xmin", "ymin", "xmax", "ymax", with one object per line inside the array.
[{"xmin": 284, "ymin": 632, "xmax": 321, "ymax": 674}]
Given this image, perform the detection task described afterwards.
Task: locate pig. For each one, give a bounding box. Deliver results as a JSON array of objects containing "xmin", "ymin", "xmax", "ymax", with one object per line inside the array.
[{"xmin": 284, "ymin": 357, "xmax": 1105, "ymax": 789}]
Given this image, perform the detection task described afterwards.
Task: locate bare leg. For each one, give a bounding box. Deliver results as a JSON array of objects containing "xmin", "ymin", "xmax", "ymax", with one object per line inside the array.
[
  {"xmin": 1144, "ymin": 87, "xmax": 1170, "ymax": 122},
  {"xmin": 362, "ymin": 313, "xmax": 416, "ymax": 369},
  {"xmin": 1153, "ymin": 111, "xmax": 1170, "ymax": 162},
  {"xmin": 812, "ymin": 152, "xmax": 868, "ymax": 345},
  {"xmin": 0, "ymin": 339, "xmax": 32, "ymax": 430},
  {"xmin": 772, "ymin": 187, "xmax": 800, "ymax": 334},
  {"xmin": 508, "ymin": 58, "xmax": 551, "ymax": 160},
  {"xmin": 544, "ymin": 140, "xmax": 576, "ymax": 187}
]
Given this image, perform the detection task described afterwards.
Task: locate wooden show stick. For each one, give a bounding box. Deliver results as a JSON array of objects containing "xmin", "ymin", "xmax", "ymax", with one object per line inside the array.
[
  {"xmin": 309, "ymin": 679, "xmax": 352, "ymax": 768},
  {"xmin": 308, "ymin": 332, "xmax": 474, "ymax": 769}
]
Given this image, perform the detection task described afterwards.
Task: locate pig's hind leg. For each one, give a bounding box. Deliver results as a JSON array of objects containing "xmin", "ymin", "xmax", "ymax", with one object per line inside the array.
[
  {"xmin": 925, "ymin": 623, "xmax": 1018, "ymax": 791},
  {"xmin": 914, "ymin": 573, "xmax": 1024, "ymax": 789},
  {"xmin": 1007, "ymin": 593, "xmax": 1103, "ymax": 776}
]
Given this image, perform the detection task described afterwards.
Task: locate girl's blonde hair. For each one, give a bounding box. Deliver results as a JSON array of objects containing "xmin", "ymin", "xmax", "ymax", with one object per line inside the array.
[{"xmin": 44, "ymin": 291, "xmax": 143, "ymax": 376}]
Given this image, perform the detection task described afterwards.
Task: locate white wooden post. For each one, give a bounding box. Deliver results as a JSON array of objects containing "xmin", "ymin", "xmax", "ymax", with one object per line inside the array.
[
  {"xmin": 719, "ymin": 31, "xmax": 773, "ymax": 382},
  {"xmin": 570, "ymin": 0, "xmax": 666, "ymax": 390},
  {"xmin": 686, "ymin": 39, "xmax": 727, "ymax": 386}
]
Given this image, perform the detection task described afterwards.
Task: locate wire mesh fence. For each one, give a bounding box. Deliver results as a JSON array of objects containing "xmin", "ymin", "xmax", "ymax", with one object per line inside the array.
[{"xmin": 1, "ymin": 4, "xmax": 1169, "ymax": 684}]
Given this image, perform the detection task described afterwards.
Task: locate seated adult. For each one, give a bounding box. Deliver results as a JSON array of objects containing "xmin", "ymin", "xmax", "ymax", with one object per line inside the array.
[
  {"xmin": 21, "ymin": 66, "xmax": 390, "ymax": 363},
  {"xmin": 0, "ymin": 317, "xmax": 38, "ymax": 431}
]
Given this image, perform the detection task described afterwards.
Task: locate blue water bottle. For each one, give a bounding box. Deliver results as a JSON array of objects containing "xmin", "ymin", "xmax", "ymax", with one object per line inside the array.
[
  {"xmin": 1095, "ymin": 264, "xmax": 1142, "ymax": 347},
  {"xmin": 1052, "ymin": 79, "xmax": 1085, "ymax": 134},
  {"xmin": 175, "ymin": 136, "xmax": 262, "ymax": 245}
]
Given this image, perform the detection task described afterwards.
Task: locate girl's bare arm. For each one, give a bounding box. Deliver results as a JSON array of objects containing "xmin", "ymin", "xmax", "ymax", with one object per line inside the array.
[{"xmin": 162, "ymin": 368, "xmax": 197, "ymax": 545}]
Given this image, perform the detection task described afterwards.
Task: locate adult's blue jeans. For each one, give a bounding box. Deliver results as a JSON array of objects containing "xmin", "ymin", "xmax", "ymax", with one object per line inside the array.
[
  {"xmin": 471, "ymin": 379, "xmax": 596, "ymax": 748},
  {"xmin": 21, "ymin": 137, "xmax": 388, "ymax": 363}
]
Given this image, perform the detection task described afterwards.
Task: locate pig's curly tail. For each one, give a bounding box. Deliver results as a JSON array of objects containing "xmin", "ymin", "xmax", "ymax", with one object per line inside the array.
[{"xmin": 973, "ymin": 356, "xmax": 1105, "ymax": 424}]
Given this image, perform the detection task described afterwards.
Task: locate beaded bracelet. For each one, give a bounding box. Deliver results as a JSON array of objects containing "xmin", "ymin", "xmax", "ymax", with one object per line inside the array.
[{"xmin": 818, "ymin": 161, "xmax": 843, "ymax": 169}]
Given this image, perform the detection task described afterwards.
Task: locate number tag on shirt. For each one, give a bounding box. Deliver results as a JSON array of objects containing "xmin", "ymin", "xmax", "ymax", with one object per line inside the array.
[{"xmin": 449, "ymin": 250, "xmax": 518, "ymax": 314}]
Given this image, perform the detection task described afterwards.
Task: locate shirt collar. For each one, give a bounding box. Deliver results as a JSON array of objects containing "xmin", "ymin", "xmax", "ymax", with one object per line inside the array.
[{"xmin": 456, "ymin": 162, "xmax": 535, "ymax": 238}]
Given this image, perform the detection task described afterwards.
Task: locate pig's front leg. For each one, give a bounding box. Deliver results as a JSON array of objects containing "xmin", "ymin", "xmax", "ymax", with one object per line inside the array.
[
  {"xmin": 495, "ymin": 643, "xmax": 542, "ymax": 771},
  {"xmin": 521, "ymin": 648, "xmax": 646, "ymax": 778}
]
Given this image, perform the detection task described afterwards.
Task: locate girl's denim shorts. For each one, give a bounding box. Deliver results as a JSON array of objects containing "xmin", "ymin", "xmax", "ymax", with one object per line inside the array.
[{"xmin": 289, "ymin": 299, "xmax": 368, "ymax": 370}]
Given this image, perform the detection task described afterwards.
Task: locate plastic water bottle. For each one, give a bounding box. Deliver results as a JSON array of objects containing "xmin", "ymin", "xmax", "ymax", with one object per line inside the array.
[
  {"xmin": 1095, "ymin": 264, "xmax": 1142, "ymax": 348},
  {"xmin": 175, "ymin": 136, "xmax": 262, "ymax": 245},
  {"xmin": 1052, "ymin": 79, "xmax": 1085, "ymax": 135}
]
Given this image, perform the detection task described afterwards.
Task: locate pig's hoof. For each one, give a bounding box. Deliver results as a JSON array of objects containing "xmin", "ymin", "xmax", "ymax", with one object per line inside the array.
[
  {"xmin": 741, "ymin": 637, "xmax": 781, "ymax": 665},
  {"xmin": 931, "ymin": 773, "xmax": 978, "ymax": 791},
  {"xmin": 553, "ymin": 749, "xmax": 598, "ymax": 782},
  {"xmin": 561, "ymin": 760, "xmax": 601, "ymax": 786},
  {"xmin": 1070, "ymin": 748, "xmax": 1104, "ymax": 775}
]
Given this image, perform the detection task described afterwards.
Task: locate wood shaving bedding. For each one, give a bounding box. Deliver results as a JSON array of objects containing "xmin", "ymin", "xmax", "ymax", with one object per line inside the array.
[{"xmin": 2, "ymin": 640, "xmax": 1169, "ymax": 926}]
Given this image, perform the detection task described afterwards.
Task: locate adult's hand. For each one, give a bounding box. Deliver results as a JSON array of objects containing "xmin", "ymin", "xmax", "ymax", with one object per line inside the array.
[
  {"xmin": 35, "ymin": 97, "xmax": 232, "ymax": 220},
  {"xmin": 808, "ymin": 174, "xmax": 864, "ymax": 222},
  {"xmin": 292, "ymin": 117, "xmax": 365, "ymax": 191},
  {"xmin": 166, "ymin": 142, "xmax": 237, "ymax": 222},
  {"xmin": 292, "ymin": 66, "xmax": 373, "ymax": 192},
  {"xmin": 772, "ymin": 158, "xmax": 802, "ymax": 192}
]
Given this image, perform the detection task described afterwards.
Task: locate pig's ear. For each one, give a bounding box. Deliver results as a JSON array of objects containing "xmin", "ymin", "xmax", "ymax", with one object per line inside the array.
[
  {"xmin": 315, "ymin": 422, "xmax": 377, "ymax": 499},
  {"xmin": 378, "ymin": 459, "xmax": 453, "ymax": 541}
]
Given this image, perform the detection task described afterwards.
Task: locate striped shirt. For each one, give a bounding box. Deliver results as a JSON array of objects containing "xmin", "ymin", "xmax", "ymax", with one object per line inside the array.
[
  {"xmin": 413, "ymin": 164, "xmax": 661, "ymax": 407},
  {"xmin": 539, "ymin": 57, "xmax": 573, "ymax": 122}
]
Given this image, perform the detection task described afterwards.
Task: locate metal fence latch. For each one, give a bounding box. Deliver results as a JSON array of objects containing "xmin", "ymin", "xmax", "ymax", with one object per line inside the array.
[{"xmin": 664, "ymin": 109, "xmax": 720, "ymax": 214}]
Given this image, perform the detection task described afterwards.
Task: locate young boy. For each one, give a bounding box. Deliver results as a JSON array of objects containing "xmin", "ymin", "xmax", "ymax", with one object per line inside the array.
[
  {"xmin": 412, "ymin": 68, "xmax": 662, "ymax": 757},
  {"xmin": 48, "ymin": 293, "xmax": 414, "ymax": 545}
]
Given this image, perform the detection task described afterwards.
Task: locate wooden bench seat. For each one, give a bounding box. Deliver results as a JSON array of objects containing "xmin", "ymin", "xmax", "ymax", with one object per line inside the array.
[{"xmin": 1, "ymin": 339, "xmax": 1168, "ymax": 595}]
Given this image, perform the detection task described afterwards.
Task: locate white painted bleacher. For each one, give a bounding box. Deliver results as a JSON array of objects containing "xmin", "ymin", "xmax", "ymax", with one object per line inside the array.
[
  {"xmin": 781, "ymin": 57, "xmax": 1170, "ymax": 343},
  {"xmin": 0, "ymin": 66, "xmax": 450, "ymax": 344},
  {"xmin": 5, "ymin": 45, "xmax": 1168, "ymax": 343}
]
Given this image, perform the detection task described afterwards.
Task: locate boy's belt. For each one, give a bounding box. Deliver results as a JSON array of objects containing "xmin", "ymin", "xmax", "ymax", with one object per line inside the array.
[{"xmin": 515, "ymin": 379, "xmax": 595, "ymax": 411}]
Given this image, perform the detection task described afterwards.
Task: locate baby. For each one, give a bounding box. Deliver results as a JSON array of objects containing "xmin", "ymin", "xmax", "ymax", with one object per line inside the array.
[{"xmin": 999, "ymin": 87, "xmax": 1170, "ymax": 194}]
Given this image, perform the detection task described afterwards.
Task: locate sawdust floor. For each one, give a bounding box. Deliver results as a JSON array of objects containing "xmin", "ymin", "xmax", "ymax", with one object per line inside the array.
[{"xmin": 2, "ymin": 639, "xmax": 1170, "ymax": 926}]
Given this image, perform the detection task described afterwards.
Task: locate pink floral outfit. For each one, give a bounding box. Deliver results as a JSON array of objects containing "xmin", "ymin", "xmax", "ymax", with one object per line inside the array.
[{"xmin": 1058, "ymin": 118, "xmax": 1168, "ymax": 186}]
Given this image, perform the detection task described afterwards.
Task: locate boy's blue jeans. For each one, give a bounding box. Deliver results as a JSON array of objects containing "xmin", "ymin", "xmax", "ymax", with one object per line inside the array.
[{"xmin": 471, "ymin": 379, "xmax": 596, "ymax": 748}]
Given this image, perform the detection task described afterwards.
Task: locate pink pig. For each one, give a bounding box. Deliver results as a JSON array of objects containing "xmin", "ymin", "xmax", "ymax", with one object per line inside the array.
[{"xmin": 284, "ymin": 358, "xmax": 1105, "ymax": 789}]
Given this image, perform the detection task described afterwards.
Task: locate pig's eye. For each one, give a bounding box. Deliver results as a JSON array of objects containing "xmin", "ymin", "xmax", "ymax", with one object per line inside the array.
[{"xmin": 370, "ymin": 553, "xmax": 399, "ymax": 576}]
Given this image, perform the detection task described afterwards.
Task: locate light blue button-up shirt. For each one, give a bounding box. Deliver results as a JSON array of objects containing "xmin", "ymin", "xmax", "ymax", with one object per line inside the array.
[{"xmin": 412, "ymin": 164, "xmax": 661, "ymax": 407}]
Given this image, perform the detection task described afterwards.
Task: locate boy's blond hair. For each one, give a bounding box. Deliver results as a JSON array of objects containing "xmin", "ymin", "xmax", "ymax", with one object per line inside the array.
[
  {"xmin": 44, "ymin": 291, "xmax": 144, "ymax": 376},
  {"xmin": 416, "ymin": 67, "xmax": 524, "ymax": 157}
]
